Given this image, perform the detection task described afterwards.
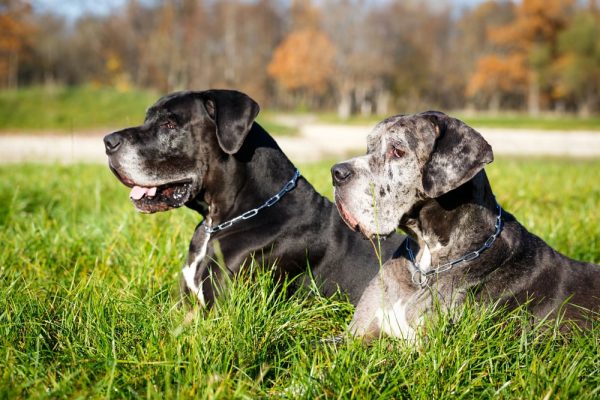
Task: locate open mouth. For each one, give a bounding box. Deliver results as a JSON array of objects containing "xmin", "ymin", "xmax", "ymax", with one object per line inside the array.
[
  {"xmin": 109, "ymin": 165, "xmax": 193, "ymax": 213},
  {"xmin": 128, "ymin": 180, "xmax": 193, "ymax": 213}
]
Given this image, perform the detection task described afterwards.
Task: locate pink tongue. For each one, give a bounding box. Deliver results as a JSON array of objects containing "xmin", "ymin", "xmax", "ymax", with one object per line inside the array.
[{"xmin": 130, "ymin": 185, "xmax": 157, "ymax": 200}]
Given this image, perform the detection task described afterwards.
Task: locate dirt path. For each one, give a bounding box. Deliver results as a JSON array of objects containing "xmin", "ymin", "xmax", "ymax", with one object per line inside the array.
[
  {"xmin": 294, "ymin": 125, "xmax": 600, "ymax": 161},
  {"xmin": 1, "ymin": 125, "xmax": 599, "ymax": 165}
]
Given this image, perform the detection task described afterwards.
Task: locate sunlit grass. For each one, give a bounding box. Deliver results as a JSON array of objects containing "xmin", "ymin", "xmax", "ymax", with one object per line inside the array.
[
  {"xmin": 0, "ymin": 86, "xmax": 297, "ymax": 136},
  {"xmin": 0, "ymin": 158, "xmax": 598, "ymax": 398},
  {"xmin": 0, "ymin": 85, "xmax": 159, "ymax": 131},
  {"xmin": 2, "ymin": 86, "xmax": 599, "ymax": 134}
]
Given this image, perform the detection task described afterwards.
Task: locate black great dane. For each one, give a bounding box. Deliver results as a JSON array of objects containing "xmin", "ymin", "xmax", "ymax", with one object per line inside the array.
[
  {"xmin": 332, "ymin": 111, "xmax": 599, "ymax": 341},
  {"xmin": 103, "ymin": 90, "xmax": 404, "ymax": 307}
]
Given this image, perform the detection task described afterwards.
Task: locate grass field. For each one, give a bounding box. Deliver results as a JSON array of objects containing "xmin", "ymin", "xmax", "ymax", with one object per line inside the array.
[
  {"xmin": 1, "ymin": 158, "xmax": 599, "ymax": 398},
  {"xmin": 0, "ymin": 86, "xmax": 296, "ymax": 136},
  {"xmin": 460, "ymin": 114, "xmax": 600, "ymax": 131},
  {"xmin": 2, "ymin": 86, "xmax": 600, "ymax": 134}
]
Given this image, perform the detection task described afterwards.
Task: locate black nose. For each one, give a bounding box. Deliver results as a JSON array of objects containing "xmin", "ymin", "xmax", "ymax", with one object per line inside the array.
[
  {"xmin": 103, "ymin": 132, "xmax": 122, "ymax": 154},
  {"xmin": 331, "ymin": 163, "xmax": 354, "ymax": 186}
]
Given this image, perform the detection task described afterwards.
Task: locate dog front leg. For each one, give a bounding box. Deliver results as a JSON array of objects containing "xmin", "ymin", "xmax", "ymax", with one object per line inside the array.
[
  {"xmin": 180, "ymin": 222, "xmax": 212, "ymax": 307},
  {"xmin": 350, "ymin": 259, "xmax": 420, "ymax": 342}
]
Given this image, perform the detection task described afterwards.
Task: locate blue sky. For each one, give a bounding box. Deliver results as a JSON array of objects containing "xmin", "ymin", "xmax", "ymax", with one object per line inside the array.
[
  {"xmin": 31, "ymin": 0, "xmax": 153, "ymax": 20},
  {"xmin": 32, "ymin": 0, "xmax": 489, "ymax": 20}
]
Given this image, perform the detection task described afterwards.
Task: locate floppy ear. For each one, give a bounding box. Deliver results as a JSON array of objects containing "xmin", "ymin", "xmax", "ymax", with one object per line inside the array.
[
  {"xmin": 203, "ymin": 90, "xmax": 260, "ymax": 154},
  {"xmin": 420, "ymin": 111, "xmax": 493, "ymax": 198}
]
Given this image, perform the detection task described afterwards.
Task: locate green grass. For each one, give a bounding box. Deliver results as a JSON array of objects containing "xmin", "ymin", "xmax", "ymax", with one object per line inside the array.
[
  {"xmin": 256, "ymin": 111, "xmax": 299, "ymax": 137},
  {"xmin": 0, "ymin": 86, "xmax": 159, "ymax": 131},
  {"xmin": 460, "ymin": 114, "xmax": 600, "ymax": 131},
  {"xmin": 2, "ymin": 86, "xmax": 599, "ymax": 134},
  {"xmin": 0, "ymin": 86, "xmax": 297, "ymax": 136},
  {"xmin": 1, "ymin": 158, "xmax": 599, "ymax": 398}
]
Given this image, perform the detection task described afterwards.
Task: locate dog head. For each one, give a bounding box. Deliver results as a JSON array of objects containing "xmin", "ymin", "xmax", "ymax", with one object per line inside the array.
[
  {"xmin": 331, "ymin": 111, "xmax": 493, "ymax": 238},
  {"xmin": 104, "ymin": 89, "xmax": 259, "ymax": 213}
]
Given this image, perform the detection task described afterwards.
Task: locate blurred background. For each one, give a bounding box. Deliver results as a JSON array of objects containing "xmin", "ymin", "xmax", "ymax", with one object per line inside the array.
[
  {"xmin": 3, "ymin": 0, "xmax": 600, "ymax": 116},
  {"xmin": 1, "ymin": 0, "xmax": 600, "ymax": 162}
]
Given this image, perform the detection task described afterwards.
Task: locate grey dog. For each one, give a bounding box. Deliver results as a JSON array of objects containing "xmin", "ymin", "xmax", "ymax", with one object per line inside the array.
[{"xmin": 331, "ymin": 111, "xmax": 599, "ymax": 341}]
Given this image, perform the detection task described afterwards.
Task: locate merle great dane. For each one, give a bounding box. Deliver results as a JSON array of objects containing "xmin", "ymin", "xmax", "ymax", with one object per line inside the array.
[
  {"xmin": 331, "ymin": 111, "xmax": 599, "ymax": 341},
  {"xmin": 103, "ymin": 89, "xmax": 404, "ymax": 307}
]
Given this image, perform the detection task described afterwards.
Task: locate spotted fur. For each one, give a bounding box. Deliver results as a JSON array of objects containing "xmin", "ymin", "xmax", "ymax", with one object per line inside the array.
[{"xmin": 332, "ymin": 111, "xmax": 599, "ymax": 342}]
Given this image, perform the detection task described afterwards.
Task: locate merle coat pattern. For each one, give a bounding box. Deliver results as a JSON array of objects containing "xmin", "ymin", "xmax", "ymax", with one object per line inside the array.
[{"xmin": 331, "ymin": 111, "xmax": 599, "ymax": 341}]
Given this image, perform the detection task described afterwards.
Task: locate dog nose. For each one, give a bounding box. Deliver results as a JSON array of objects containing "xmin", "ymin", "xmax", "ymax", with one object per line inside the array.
[
  {"xmin": 331, "ymin": 163, "xmax": 354, "ymax": 186},
  {"xmin": 104, "ymin": 132, "xmax": 122, "ymax": 154}
]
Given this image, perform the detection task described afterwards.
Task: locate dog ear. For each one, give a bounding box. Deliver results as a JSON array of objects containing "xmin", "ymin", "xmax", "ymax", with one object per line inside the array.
[
  {"xmin": 203, "ymin": 90, "xmax": 260, "ymax": 154},
  {"xmin": 420, "ymin": 111, "xmax": 493, "ymax": 198}
]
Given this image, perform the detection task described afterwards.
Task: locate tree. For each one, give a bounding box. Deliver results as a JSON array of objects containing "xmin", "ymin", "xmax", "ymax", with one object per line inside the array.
[
  {"xmin": 321, "ymin": 0, "xmax": 393, "ymax": 118},
  {"xmin": 268, "ymin": 0, "xmax": 335, "ymax": 107},
  {"xmin": 321, "ymin": 1, "xmax": 457, "ymax": 117},
  {"xmin": 468, "ymin": 0, "xmax": 577, "ymax": 114},
  {"xmin": 0, "ymin": 0, "xmax": 34, "ymax": 88},
  {"xmin": 554, "ymin": 12, "xmax": 600, "ymax": 115},
  {"xmin": 457, "ymin": 0, "xmax": 516, "ymax": 110},
  {"xmin": 467, "ymin": 54, "xmax": 528, "ymax": 111},
  {"xmin": 210, "ymin": 0, "xmax": 285, "ymax": 104},
  {"xmin": 27, "ymin": 13, "xmax": 67, "ymax": 85},
  {"xmin": 267, "ymin": 28, "xmax": 335, "ymax": 95}
]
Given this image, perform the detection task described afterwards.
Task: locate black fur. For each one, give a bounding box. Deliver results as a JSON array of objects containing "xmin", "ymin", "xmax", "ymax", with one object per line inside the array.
[{"xmin": 105, "ymin": 90, "xmax": 405, "ymax": 306}]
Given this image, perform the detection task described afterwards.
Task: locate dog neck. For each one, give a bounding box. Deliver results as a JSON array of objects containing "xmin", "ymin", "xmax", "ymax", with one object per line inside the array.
[
  {"xmin": 402, "ymin": 170, "xmax": 500, "ymax": 272},
  {"xmin": 191, "ymin": 123, "xmax": 301, "ymax": 230}
]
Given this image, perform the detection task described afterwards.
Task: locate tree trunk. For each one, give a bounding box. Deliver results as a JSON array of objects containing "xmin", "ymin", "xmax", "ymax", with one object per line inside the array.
[
  {"xmin": 489, "ymin": 92, "xmax": 501, "ymax": 113},
  {"xmin": 337, "ymin": 83, "xmax": 354, "ymax": 120},
  {"xmin": 224, "ymin": 3, "xmax": 237, "ymax": 85},
  {"xmin": 375, "ymin": 90, "xmax": 390, "ymax": 116},
  {"xmin": 578, "ymin": 87, "xmax": 596, "ymax": 117},
  {"xmin": 8, "ymin": 52, "xmax": 19, "ymax": 89},
  {"xmin": 356, "ymin": 86, "xmax": 372, "ymax": 116},
  {"xmin": 528, "ymin": 71, "xmax": 540, "ymax": 116}
]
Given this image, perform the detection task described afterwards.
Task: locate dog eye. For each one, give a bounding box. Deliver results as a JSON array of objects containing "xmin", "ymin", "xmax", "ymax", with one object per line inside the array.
[{"xmin": 391, "ymin": 146, "xmax": 405, "ymax": 158}]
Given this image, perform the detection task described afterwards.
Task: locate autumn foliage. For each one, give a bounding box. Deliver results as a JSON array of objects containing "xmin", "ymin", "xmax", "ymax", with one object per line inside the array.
[
  {"xmin": 1, "ymin": 0, "xmax": 600, "ymax": 115},
  {"xmin": 467, "ymin": 54, "xmax": 528, "ymax": 100},
  {"xmin": 267, "ymin": 29, "xmax": 335, "ymax": 94},
  {"xmin": 467, "ymin": 0, "xmax": 599, "ymax": 114},
  {"xmin": 0, "ymin": 1, "xmax": 34, "ymax": 88}
]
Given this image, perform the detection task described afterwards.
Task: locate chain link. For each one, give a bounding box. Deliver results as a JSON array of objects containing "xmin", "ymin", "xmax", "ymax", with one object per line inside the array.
[
  {"xmin": 204, "ymin": 170, "xmax": 301, "ymax": 234},
  {"xmin": 408, "ymin": 201, "xmax": 504, "ymax": 287}
]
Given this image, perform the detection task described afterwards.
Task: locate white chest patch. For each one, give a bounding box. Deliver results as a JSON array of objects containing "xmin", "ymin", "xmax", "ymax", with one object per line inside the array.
[
  {"xmin": 182, "ymin": 228, "xmax": 211, "ymax": 306},
  {"xmin": 418, "ymin": 244, "xmax": 433, "ymax": 272},
  {"xmin": 375, "ymin": 298, "xmax": 416, "ymax": 341}
]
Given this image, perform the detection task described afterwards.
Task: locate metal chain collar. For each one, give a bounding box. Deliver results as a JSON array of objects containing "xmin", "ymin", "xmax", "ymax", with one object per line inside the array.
[
  {"xmin": 204, "ymin": 170, "xmax": 301, "ymax": 234},
  {"xmin": 407, "ymin": 201, "xmax": 504, "ymax": 288}
]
